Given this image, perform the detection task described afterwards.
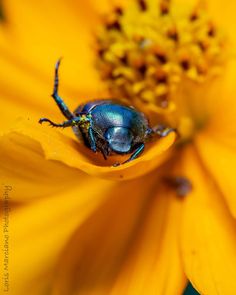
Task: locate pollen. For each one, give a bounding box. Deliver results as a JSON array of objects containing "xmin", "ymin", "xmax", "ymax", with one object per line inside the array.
[
  {"xmin": 96, "ymin": 0, "xmax": 226, "ymax": 111},
  {"xmin": 80, "ymin": 115, "xmax": 90, "ymax": 129}
]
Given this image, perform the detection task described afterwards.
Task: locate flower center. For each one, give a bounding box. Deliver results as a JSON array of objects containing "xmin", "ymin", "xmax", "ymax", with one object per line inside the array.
[{"xmin": 96, "ymin": 0, "xmax": 226, "ymax": 140}]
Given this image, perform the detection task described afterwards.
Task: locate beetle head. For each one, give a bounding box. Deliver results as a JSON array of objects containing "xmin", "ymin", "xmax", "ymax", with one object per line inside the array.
[{"xmin": 105, "ymin": 127, "xmax": 133, "ymax": 153}]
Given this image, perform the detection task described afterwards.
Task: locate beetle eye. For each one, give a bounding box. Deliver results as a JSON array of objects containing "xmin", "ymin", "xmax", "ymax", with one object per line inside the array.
[{"xmin": 105, "ymin": 127, "xmax": 133, "ymax": 153}]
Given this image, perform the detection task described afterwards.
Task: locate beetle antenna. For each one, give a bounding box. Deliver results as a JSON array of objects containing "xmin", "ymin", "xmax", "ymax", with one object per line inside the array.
[
  {"xmin": 39, "ymin": 117, "xmax": 80, "ymax": 128},
  {"xmin": 39, "ymin": 116, "xmax": 88, "ymax": 128}
]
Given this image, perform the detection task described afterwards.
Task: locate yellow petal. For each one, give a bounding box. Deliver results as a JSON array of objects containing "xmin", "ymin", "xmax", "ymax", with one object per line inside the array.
[
  {"xmin": 0, "ymin": 38, "xmax": 107, "ymax": 134},
  {"xmin": 0, "ymin": 132, "xmax": 85, "ymax": 201},
  {"xmin": 110, "ymin": 190, "xmax": 186, "ymax": 295},
  {"xmin": 1, "ymin": 0, "xmax": 103, "ymax": 92},
  {"xmin": 196, "ymin": 131, "xmax": 236, "ymax": 217},
  {"xmin": 0, "ymin": 179, "xmax": 113, "ymax": 295},
  {"xmin": 207, "ymin": 60, "xmax": 236, "ymax": 141},
  {"xmin": 52, "ymin": 175, "xmax": 186, "ymax": 295},
  {"xmin": 0, "ymin": 53, "xmax": 53, "ymax": 132},
  {"xmin": 9, "ymin": 119, "xmax": 176, "ymax": 181},
  {"xmin": 0, "ymin": 38, "xmax": 107, "ymax": 133},
  {"xmin": 0, "ymin": 0, "xmax": 111, "ymax": 135},
  {"xmin": 88, "ymin": 0, "xmax": 113, "ymax": 14},
  {"xmin": 195, "ymin": 60, "xmax": 236, "ymax": 217},
  {"xmin": 181, "ymin": 147, "xmax": 236, "ymax": 295},
  {"xmin": 207, "ymin": 0, "xmax": 236, "ymax": 48}
]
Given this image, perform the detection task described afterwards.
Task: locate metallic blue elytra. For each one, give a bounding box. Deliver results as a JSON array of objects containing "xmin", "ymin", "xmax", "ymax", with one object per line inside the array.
[{"xmin": 39, "ymin": 59, "xmax": 175, "ymax": 166}]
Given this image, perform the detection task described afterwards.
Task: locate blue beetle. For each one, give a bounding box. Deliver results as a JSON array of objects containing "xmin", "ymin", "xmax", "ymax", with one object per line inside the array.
[{"xmin": 39, "ymin": 59, "xmax": 175, "ymax": 166}]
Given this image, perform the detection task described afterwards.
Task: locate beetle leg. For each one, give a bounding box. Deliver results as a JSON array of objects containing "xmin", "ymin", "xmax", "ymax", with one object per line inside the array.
[
  {"xmin": 39, "ymin": 117, "xmax": 79, "ymax": 128},
  {"xmin": 151, "ymin": 124, "xmax": 177, "ymax": 137},
  {"xmin": 122, "ymin": 143, "xmax": 145, "ymax": 165},
  {"xmin": 100, "ymin": 148, "xmax": 108, "ymax": 160},
  {"xmin": 88, "ymin": 127, "xmax": 97, "ymax": 152},
  {"xmin": 51, "ymin": 59, "xmax": 74, "ymax": 120}
]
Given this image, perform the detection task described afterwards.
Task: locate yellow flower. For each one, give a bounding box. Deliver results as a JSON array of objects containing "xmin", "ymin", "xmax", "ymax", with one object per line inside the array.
[{"xmin": 0, "ymin": 0, "xmax": 236, "ymax": 294}]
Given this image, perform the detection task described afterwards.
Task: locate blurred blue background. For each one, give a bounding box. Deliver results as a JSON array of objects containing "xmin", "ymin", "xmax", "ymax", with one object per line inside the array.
[{"xmin": 184, "ymin": 283, "xmax": 200, "ymax": 295}]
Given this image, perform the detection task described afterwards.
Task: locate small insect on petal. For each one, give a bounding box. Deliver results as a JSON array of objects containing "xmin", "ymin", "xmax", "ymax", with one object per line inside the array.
[{"xmin": 164, "ymin": 176, "xmax": 193, "ymax": 197}]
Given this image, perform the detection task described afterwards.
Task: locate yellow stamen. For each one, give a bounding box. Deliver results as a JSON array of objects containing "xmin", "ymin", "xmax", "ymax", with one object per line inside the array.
[{"xmin": 95, "ymin": 0, "xmax": 226, "ymax": 140}]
